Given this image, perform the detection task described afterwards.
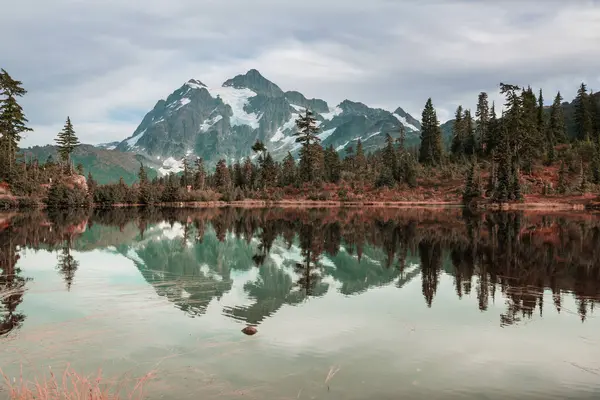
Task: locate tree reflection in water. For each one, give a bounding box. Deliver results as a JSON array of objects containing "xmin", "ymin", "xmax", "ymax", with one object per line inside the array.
[{"xmin": 2, "ymin": 207, "xmax": 600, "ymax": 336}]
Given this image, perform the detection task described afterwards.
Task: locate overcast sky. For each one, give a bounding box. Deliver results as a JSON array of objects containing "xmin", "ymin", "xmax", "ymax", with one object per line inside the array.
[{"xmin": 2, "ymin": 0, "xmax": 600, "ymax": 147}]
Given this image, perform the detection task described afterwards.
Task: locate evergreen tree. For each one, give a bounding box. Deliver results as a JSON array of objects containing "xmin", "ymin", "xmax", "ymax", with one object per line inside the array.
[
  {"xmin": 486, "ymin": 156, "xmax": 497, "ymax": 197},
  {"xmin": 462, "ymin": 160, "xmax": 481, "ymax": 205},
  {"xmin": 138, "ymin": 163, "xmax": 154, "ymax": 205},
  {"xmin": 537, "ymin": 88, "xmax": 545, "ymax": 137},
  {"xmin": 557, "ymin": 161, "xmax": 567, "ymax": 194},
  {"xmin": 161, "ymin": 173, "xmax": 179, "ymax": 202},
  {"xmin": 280, "ymin": 152, "xmax": 296, "ymax": 186},
  {"xmin": 419, "ymin": 98, "xmax": 444, "ymax": 165},
  {"xmin": 214, "ymin": 159, "xmax": 232, "ymax": 191},
  {"xmin": 493, "ymin": 129, "xmax": 511, "ymax": 203},
  {"xmin": 55, "ymin": 117, "xmax": 80, "ymax": 173},
  {"xmin": 138, "ymin": 162, "xmax": 148, "ymax": 184},
  {"xmin": 450, "ymin": 105, "xmax": 465, "ymax": 158},
  {"xmin": 520, "ymin": 86, "xmax": 540, "ymax": 174},
  {"xmin": 233, "ymin": 161, "xmax": 245, "ymax": 188},
  {"xmin": 242, "ymin": 157, "xmax": 255, "ymax": 190},
  {"xmin": 87, "ymin": 172, "xmax": 97, "ymax": 201},
  {"xmin": 589, "ymin": 90, "xmax": 599, "ymax": 141},
  {"xmin": 310, "ymin": 142, "xmax": 325, "ymax": 183},
  {"xmin": 251, "ymin": 139, "xmax": 267, "ymax": 171},
  {"xmin": 180, "ymin": 158, "xmax": 191, "ymax": 188},
  {"xmin": 45, "ymin": 155, "xmax": 55, "ymax": 167},
  {"xmin": 261, "ymin": 153, "xmax": 278, "ymax": 187},
  {"xmin": 193, "ymin": 157, "xmax": 206, "ymax": 190},
  {"xmin": 354, "ymin": 139, "xmax": 367, "ymax": 177},
  {"xmin": 463, "ymin": 109, "xmax": 476, "ymax": 156},
  {"xmin": 510, "ymin": 160, "xmax": 521, "ymax": 200},
  {"xmin": 546, "ymin": 91, "xmax": 566, "ymax": 165},
  {"xmin": 548, "ymin": 92, "xmax": 567, "ymax": 143},
  {"xmin": 498, "ymin": 83, "xmax": 524, "ymax": 186},
  {"xmin": 344, "ymin": 146, "xmax": 355, "ymax": 172},
  {"xmin": 592, "ymin": 147, "xmax": 600, "ymax": 184},
  {"xmin": 398, "ymin": 125, "xmax": 406, "ymax": 150},
  {"xmin": 0, "ymin": 69, "xmax": 32, "ymax": 181},
  {"xmin": 574, "ymin": 82, "xmax": 592, "ymax": 141},
  {"xmin": 383, "ymin": 134, "xmax": 397, "ymax": 176},
  {"xmin": 485, "ymin": 102, "xmax": 500, "ymax": 155},
  {"xmin": 579, "ymin": 160, "xmax": 588, "ymax": 194},
  {"xmin": 475, "ymin": 92, "xmax": 489, "ymax": 155},
  {"xmin": 323, "ymin": 145, "xmax": 341, "ymax": 183},
  {"xmin": 294, "ymin": 108, "xmax": 321, "ymax": 182},
  {"xmin": 402, "ymin": 153, "xmax": 418, "ymax": 188}
]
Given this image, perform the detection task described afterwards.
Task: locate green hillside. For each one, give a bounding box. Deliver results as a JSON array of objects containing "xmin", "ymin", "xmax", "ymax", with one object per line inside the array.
[{"xmin": 21, "ymin": 144, "xmax": 157, "ymax": 185}]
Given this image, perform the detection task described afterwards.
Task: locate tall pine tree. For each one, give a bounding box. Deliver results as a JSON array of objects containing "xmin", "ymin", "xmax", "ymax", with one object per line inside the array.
[
  {"xmin": 574, "ymin": 82, "xmax": 592, "ymax": 141},
  {"xmin": 280, "ymin": 152, "xmax": 296, "ymax": 186},
  {"xmin": 354, "ymin": 139, "xmax": 367, "ymax": 177},
  {"xmin": 0, "ymin": 69, "xmax": 32, "ymax": 181},
  {"xmin": 294, "ymin": 108, "xmax": 321, "ymax": 182},
  {"xmin": 214, "ymin": 159, "xmax": 231, "ymax": 191},
  {"xmin": 323, "ymin": 145, "xmax": 341, "ymax": 183},
  {"xmin": 485, "ymin": 102, "xmax": 499, "ymax": 155},
  {"xmin": 55, "ymin": 117, "xmax": 80, "ymax": 173},
  {"xmin": 547, "ymin": 92, "xmax": 566, "ymax": 164},
  {"xmin": 193, "ymin": 157, "xmax": 206, "ymax": 190},
  {"xmin": 419, "ymin": 98, "xmax": 444, "ymax": 165},
  {"xmin": 520, "ymin": 86, "xmax": 540, "ymax": 174},
  {"xmin": 537, "ymin": 88, "xmax": 545, "ymax": 137},
  {"xmin": 450, "ymin": 105, "xmax": 465, "ymax": 158},
  {"xmin": 463, "ymin": 109, "xmax": 476, "ymax": 157},
  {"xmin": 475, "ymin": 92, "xmax": 489, "ymax": 155}
]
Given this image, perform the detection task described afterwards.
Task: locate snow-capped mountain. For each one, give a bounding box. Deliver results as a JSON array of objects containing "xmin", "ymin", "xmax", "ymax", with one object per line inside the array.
[{"xmin": 116, "ymin": 69, "xmax": 421, "ymax": 174}]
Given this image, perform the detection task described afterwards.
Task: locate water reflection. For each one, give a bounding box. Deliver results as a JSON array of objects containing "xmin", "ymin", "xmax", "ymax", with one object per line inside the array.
[{"xmin": 1, "ymin": 207, "xmax": 600, "ymax": 337}]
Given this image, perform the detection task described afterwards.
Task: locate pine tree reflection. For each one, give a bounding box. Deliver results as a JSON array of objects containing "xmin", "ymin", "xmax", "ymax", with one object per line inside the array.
[{"xmin": 3, "ymin": 207, "xmax": 600, "ymax": 335}]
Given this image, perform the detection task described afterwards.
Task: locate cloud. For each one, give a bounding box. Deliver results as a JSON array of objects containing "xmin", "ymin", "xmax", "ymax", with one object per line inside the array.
[{"xmin": 1, "ymin": 0, "xmax": 599, "ymax": 146}]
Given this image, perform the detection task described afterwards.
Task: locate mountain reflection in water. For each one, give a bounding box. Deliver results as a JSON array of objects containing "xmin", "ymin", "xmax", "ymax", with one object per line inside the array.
[{"xmin": 1, "ymin": 207, "xmax": 600, "ymax": 339}]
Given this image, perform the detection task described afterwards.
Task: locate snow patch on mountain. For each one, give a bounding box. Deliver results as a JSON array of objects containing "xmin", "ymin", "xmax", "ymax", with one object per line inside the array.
[
  {"xmin": 125, "ymin": 129, "xmax": 146, "ymax": 149},
  {"xmin": 207, "ymin": 86, "xmax": 261, "ymax": 129},
  {"xmin": 290, "ymin": 104, "xmax": 305, "ymax": 112},
  {"xmin": 320, "ymin": 106, "xmax": 343, "ymax": 120},
  {"xmin": 158, "ymin": 157, "xmax": 184, "ymax": 176},
  {"xmin": 271, "ymin": 112, "xmax": 300, "ymax": 143},
  {"xmin": 364, "ymin": 131, "xmax": 381, "ymax": 141},
  {"xmin": 393, "ymin": 113, "xmax": 419, "ymax": 132},
  {"xmin": 270, "ymin": 128, "xmax": 285, "ymax": 142},
  {"xmin": 200, "ymin": 115, "xmax": 223, "ymax": 132},
  {"xmin": 336, "ymin": 141, "xmax": 350, "ymax": 151},
  {"xmin": 318, "ymin": 128, "xmax": 336, "ymax": 141},
  {"xmin": 175, "ymin": 98, "xmax": 191, "ymax": 110}
]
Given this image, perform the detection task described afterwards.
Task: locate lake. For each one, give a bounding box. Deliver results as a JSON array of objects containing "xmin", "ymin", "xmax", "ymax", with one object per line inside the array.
[{"xmin": 1, "ymin": 207, "xmax": 600, "ymax": 399}]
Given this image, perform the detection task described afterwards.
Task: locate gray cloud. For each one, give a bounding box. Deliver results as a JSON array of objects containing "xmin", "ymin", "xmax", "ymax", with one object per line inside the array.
[{"xmin": 2, "ymin": 0, "xmax": 599, "ymax": 145}]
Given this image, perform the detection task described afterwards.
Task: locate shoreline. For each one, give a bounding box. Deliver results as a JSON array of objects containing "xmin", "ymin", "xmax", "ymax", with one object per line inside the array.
[
  {"xmin": 3, "ymin": 196, "xmax": 599, "ymax": 212},
  {"xmin": 98, "ymin": 199, "xmax": 595, "ymax": 211}
]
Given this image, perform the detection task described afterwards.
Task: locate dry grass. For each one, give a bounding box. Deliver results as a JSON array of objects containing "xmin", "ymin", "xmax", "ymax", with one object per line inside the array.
[{"xmin": 0, "ymin": 365, "xmax": 155, "ymax": 400}]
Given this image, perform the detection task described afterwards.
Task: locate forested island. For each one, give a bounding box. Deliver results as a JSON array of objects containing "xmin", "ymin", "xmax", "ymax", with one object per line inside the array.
[{"xmin": 1, "ymin": 68, "xmax": 600, "ymax": 210}]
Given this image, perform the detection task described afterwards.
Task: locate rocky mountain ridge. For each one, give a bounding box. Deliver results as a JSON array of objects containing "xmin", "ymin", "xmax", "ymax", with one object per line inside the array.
[{"xmin": 115, "ymin": 69, "xmax": 422, "ymax": 175}]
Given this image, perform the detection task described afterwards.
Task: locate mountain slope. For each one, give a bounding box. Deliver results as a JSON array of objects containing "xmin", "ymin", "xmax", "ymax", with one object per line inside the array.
[
  {"xmin": 116, "ymin": 69, "xmax": 422, "ymax": 173},
  {"xmin": 21, "ymin": 145, "xmax": 157, "ymax": 185}
]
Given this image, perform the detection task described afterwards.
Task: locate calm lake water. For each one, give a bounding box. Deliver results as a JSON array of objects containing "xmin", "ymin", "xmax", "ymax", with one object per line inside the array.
[{"xmin": 1, "ymin": 207, "xmax": 600, "ymax": 399}]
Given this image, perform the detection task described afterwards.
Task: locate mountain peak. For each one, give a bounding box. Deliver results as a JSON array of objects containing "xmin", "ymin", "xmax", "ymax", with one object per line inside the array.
[
  {"xmin": 393, "ymin": 106, "xmax": 421, "ymax": 131},
  {"xmin": 186, "ymin": 79, "xmax": 207, "ymax": 89},
  {"xmin": 222, "ymin": 69, "xmax": 284, "ymax": 98}
]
